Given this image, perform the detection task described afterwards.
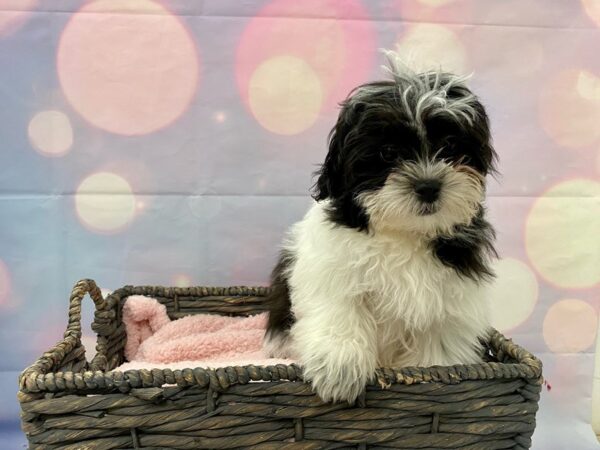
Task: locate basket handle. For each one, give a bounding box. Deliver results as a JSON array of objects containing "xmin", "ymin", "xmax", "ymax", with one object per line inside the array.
[
  {"xmin": 20, "ymin": 279, "xmax": 107, "ymax": 390},
  {"xmin": 64, "ymin": 279, "xmax": 105, "ymax": 340}
]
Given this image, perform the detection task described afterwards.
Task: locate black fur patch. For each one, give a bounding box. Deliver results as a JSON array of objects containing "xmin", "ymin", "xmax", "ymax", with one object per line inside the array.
[
  {"xmin": 313, "ymin": 83, "xmax": 419, "ymax": 231},
  {"xmin": 432, "ymin": 207, "xmax": 498, "ymax": 282},
  {"xmin": 265, "ymin": 250, "xmax": 295, "ymax": 338}
]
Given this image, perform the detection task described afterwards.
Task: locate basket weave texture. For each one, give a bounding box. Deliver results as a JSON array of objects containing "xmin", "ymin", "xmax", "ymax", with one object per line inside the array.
[{"xmin": 19, "ymin": 279, "xmax": 543, "ymax": 449}]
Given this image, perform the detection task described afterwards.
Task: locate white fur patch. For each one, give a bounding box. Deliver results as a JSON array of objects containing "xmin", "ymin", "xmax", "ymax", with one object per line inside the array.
[
  {"xmin": 382, "ymin": 49, "xmax": 480, "ymax": 128},
  {"xmin": 268, "ymin": 202, "xmax": 490, "ymax": 402},
  {"xmin": 358, "ymin": 160, "xmax": 484, "ymax": 237}
]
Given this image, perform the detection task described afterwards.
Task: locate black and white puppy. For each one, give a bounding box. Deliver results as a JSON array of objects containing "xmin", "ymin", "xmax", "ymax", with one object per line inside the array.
[{"xmin": 263, "ymin": 51, "xmax": 498, "ymax": 403}]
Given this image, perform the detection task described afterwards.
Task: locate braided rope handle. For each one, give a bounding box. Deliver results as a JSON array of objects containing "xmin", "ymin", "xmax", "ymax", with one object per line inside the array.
[
  {"xmin": 20, "ymin": 280, "xmax": 107, "ymax": 389},
  {"xmin": 64, "ymin": 279, "xmax": 105, "ymax": 340}
]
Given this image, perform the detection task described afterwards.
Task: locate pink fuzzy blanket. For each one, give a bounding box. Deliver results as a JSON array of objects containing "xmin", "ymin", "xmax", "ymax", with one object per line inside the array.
[{"xmin": 117, "ymin": 295, "xmax": 290, "ymax": 371}]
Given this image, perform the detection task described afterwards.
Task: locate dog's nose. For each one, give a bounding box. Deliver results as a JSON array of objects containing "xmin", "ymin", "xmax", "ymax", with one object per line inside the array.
[{"xmin": 414, "ymin": 179, "xmax": 441, "ymax": 203}]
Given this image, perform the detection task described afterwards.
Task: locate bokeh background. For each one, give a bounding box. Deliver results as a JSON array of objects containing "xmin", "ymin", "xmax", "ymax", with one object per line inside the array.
[{"xmin": 0, "ymin": 0, "xmax": 599, "ymax": 448}]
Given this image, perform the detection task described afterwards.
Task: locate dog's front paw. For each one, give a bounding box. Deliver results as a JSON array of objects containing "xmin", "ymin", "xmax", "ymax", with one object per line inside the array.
[
  {"xmin": 302, "ymin": 348, "xmax": 375, "ymax": 403},
  {"xmin": 263, "ymin": 331, "xmax": 294, "ymax": 359}
]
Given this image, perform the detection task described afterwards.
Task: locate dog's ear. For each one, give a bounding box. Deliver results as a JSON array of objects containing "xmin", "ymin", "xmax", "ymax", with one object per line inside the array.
[
  {"xmin": 471, "ymin": 101, "xmax": 498, "ymax": 176},
  {"xmin": 312, "ymin": 101, "xmax": 362, "ymax": 200}
]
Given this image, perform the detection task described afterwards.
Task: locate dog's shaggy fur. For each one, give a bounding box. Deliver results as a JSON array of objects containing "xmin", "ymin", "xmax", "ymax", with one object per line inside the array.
[{"xmin": 263, "ymin": 51, "xmax": 498, "ymax": 403}]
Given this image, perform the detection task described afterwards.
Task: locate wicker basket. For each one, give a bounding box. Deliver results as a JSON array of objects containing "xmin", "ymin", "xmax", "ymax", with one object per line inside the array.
[{"xmin": 19, "ymin": 279, "xmax": 543, "ymax": 450}]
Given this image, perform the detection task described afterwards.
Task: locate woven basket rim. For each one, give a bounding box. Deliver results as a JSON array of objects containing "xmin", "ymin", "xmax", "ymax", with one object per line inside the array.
[{"xmin": 19, "ymin": 280, "xmax": 544, "ymax": 395}]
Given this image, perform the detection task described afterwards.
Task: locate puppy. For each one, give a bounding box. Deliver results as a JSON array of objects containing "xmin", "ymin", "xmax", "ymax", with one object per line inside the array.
[{"xmin": 263, "ymin": 51, "xmax": 498, "ymax": 403}]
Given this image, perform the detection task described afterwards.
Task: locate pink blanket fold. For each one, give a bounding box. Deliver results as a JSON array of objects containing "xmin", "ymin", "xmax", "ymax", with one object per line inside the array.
[{"xmin": 117, "ymin": 295, "xmax": 289, "ymax": 371}]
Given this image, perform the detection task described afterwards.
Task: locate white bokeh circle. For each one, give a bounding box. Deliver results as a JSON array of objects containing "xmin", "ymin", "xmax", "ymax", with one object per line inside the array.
[
  {"xmin": 75, "ymin": 172, "xmax": 136, "ymax": 233},
  {"xmin": 489, "ymin": 258, "xmax": 539, "ymax": 332},
  {"xmin": 28, "ymin": 110, "xmax": 73, "ymax": 157},
  {"xmin": 248, "ymin": 55, "xmax": 323, "ymax": 135},
  {"xmin": 526, "ymin": 179, "xmax": 600, "ymax": 289}
]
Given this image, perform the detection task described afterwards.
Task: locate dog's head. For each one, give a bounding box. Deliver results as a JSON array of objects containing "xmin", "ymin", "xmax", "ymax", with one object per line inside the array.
[{"xmin": 314, "ymin": 52, "xmax": 497, "ymax": 236}]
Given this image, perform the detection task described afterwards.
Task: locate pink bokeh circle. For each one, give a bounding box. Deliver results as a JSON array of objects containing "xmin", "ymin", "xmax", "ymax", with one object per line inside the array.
[
  {"xmin": 0, "ymin": 258, "xmax": 11, "ymax": 307},
  {"xmin": 57, "ymin": 0, "xmax": 200, "ymax": 136},
  {"xmin": 236, "ymin": 0, "xmax": 376, "ymax": 134},
  {"xmin": 0, "ymin": 0, "xmax": 37, "ymax": 36}
]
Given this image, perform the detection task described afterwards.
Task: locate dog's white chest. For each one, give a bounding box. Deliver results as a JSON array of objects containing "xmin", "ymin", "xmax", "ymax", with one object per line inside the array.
[{"xmin": 359, "ymin": 234, "xmax": 468, "ymax": 330}]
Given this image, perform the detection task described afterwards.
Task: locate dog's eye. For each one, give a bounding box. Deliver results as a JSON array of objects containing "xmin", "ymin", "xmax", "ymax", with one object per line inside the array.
[
  {"xmin": 438, "ymin": 144, "xmax": 461, "ymax": 162},
  {"xmin": 380, "ymin": 145, "xmax": 397, "ymax": 162},
  {"xmin": 438, "ymin": 144, "xmax": 474, "ymax": 167}
]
